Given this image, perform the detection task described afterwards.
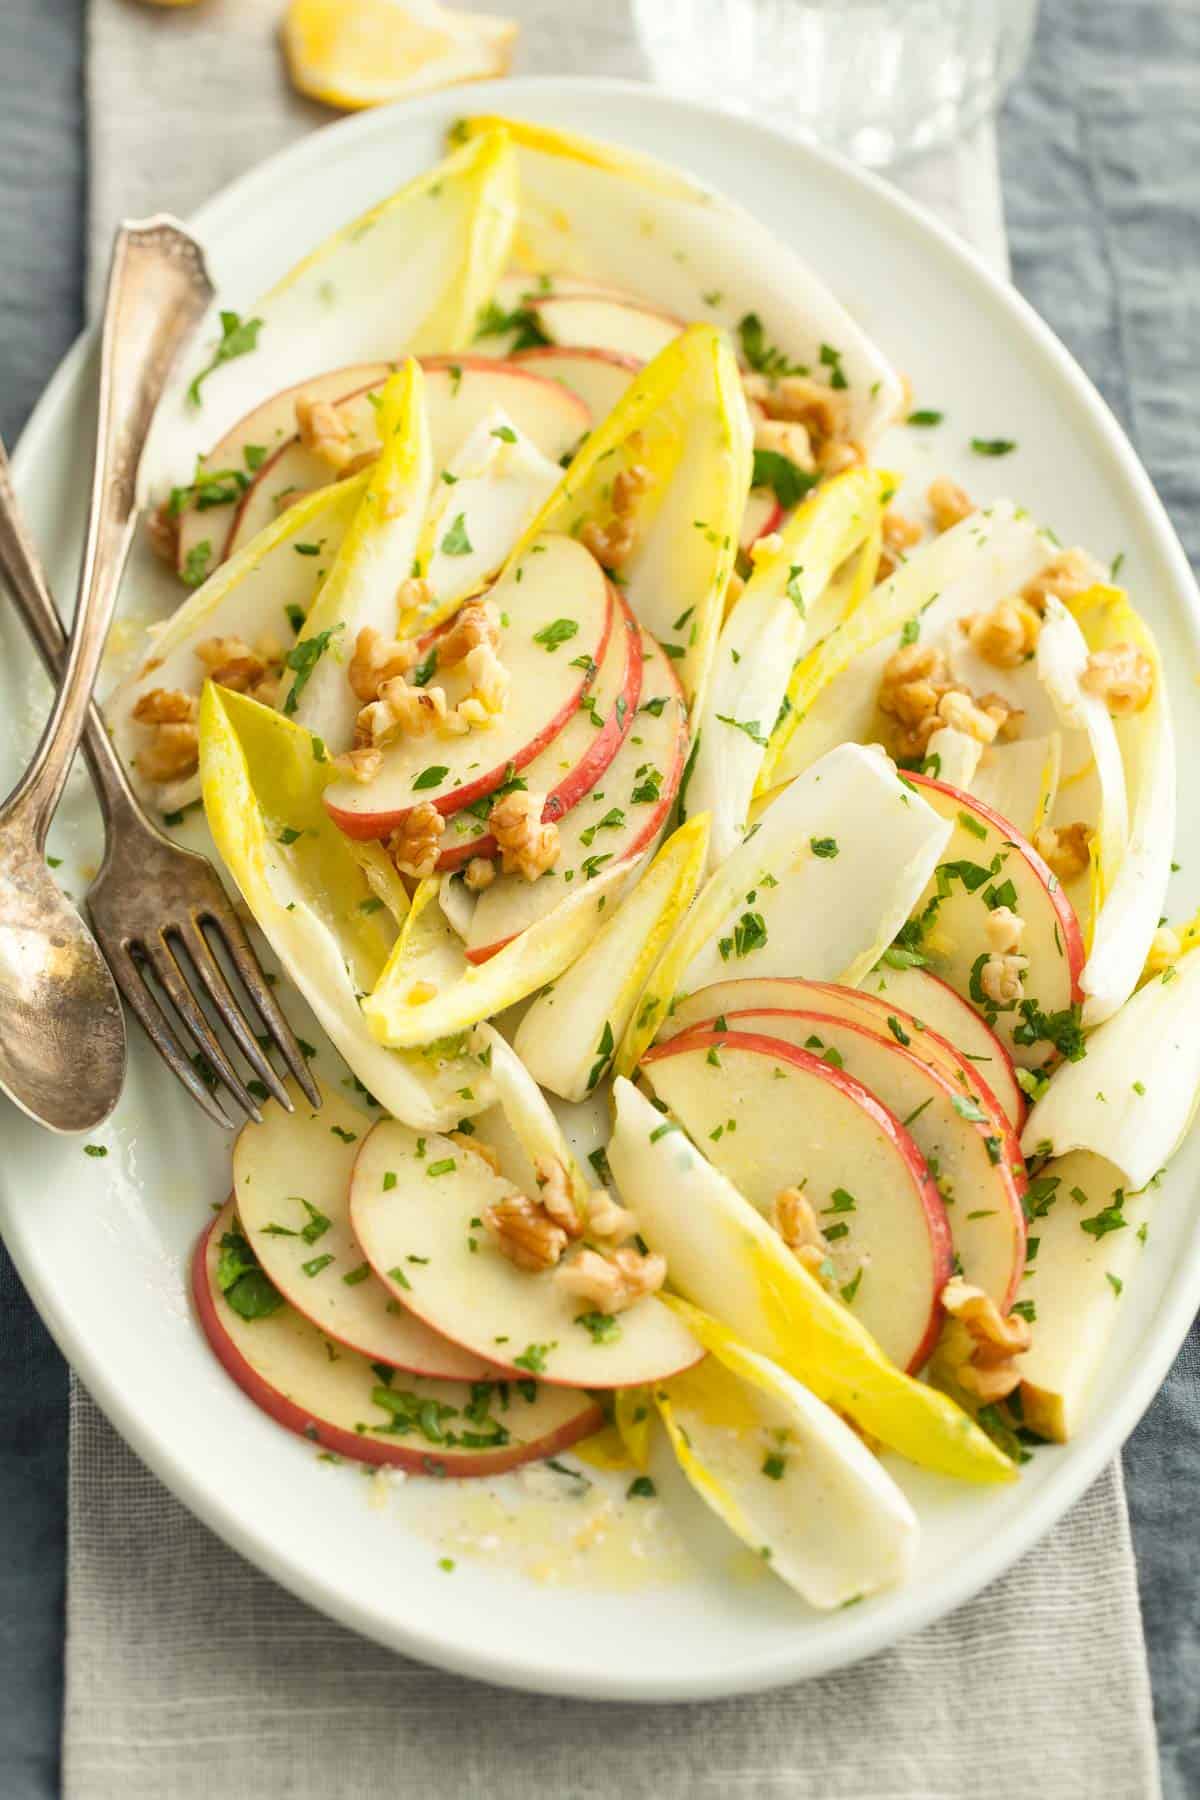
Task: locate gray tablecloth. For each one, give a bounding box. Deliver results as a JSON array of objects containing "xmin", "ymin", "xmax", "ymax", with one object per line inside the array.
[{"xmin": 0, "ymin": 1, "xmax": 1198, "ymax": 1796}]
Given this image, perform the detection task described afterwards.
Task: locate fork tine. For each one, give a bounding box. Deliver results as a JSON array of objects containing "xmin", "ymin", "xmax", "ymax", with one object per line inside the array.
[
  {"xmin": 179, "ymin": 919, "xmax": 294, "ymax": 1114},
  {"xmin": 107, "ymin": 944, "xmax": 238, "ymax": 1130},
  {"xmin": 203, "ymin": 908, "xmax": 322, "ymax": 1110},
  {"xmin": 140, "ymin": 930, "xmax": 262, "ymax": 1125}
]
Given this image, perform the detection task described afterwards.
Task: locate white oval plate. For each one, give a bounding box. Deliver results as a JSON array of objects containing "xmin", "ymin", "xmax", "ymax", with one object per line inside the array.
[{"xmin": 3, "ymin": 80, "xmax": 1198, "ymax": 1702}]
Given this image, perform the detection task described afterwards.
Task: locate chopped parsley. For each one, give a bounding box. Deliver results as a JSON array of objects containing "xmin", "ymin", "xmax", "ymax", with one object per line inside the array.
[
  {"xmin": 533, "ymin": 617, "xmax": 579, "ymax": 652},
  {"xmin": 970, "ymin": 437, "xmax": 1017, "ymax": 457},
  {"xmin": 751, "ymin": 448, "xmax": 817, "ymax": 510},
  {"xmin": 282, "ymin": 625, "xmax": 340, "ymax": 716},
  {"xmin": 187, "ymin": 310, "xmax": 264, "ymax": 407},
  {"xmin": 810, "ymin": 836, "xmax": 839, "ymax": 859},
  {"xmin": 440, "ymin": 512, "xmax": 473, "ymax": 557}
]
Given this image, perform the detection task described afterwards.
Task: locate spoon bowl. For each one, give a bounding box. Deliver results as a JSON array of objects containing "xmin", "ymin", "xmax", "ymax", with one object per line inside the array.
[{"xmin": 0, "ymin": 825, "xmax": 126, "ymax": 1133}]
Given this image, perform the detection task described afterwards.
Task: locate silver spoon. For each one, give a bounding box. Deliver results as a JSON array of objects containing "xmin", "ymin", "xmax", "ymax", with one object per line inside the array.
[{"xmin": 0, "ymin": 218, "xmax": 213, "ymax": 1133}]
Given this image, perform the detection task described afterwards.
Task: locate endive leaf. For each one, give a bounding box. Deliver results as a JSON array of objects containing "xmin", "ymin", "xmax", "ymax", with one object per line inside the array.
[
  {"xmin": 514, "ymin": 815, "xmax": 711, "ymax": 1101},
  {"xmin": 144, "ymin": 128, "xmax": 519, "ymax": 499},
  {"xmin": 1020, "ymin": 945, "xmax": 1200, "ymax": 1190},
  {"xmin": 688, "ymin": 466, "xmax": 887, "ymax": 865},
  {"xmin": 606, "ymin": 1079, "xmax": 1013, "ymax": 1483},
  {"xmin": 655, "ymin": 1331, "xmax": 918, "ymax": 1605},
  {"xmin": 1067, "ymin": 586, "xmax": 1175, "ymax": 1027},
  {"xmin": 1035, "ymin": 594, "xmax": 1129, "ymax": 929},
  {"xmin": 284, "ymin": 362, "xmax": 433, "ymax": 749},
  {"xmin": 198, "ymin": 684, "xmax": 491, "ymax": 1129},
  {"xmin": 763, "ymin": 502, "xmax": 1057, "ymax": 791},
  {"xmin": 614, "ymin": 744, "xmax": 952, "ymax": 1075},
  {"xmin": 451, "ymin": 115, "xmax": 904, "ymax": 446},
  {"xmin": 511, "ymin": 323, "xmax": 750, "ymax": 711},
  {"xmin": 362, "ymin": 856, "xmax": 636, "ymax": 1049}
]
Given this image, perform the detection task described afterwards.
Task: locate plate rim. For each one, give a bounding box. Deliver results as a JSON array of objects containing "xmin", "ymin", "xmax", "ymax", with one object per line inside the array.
[{"xmin": 5, "ymin": 73, "xmax": 1199, "ymax": 1701}]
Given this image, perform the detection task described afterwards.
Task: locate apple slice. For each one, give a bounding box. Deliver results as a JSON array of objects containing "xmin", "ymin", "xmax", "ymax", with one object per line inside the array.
[
  {"xmin": 144, "ymin": 129, "xmax": 518, "ymax": 505},
  {"xmin": 528, "ymin": 293, "xmax": 685, "ymax": 363},
  {"xmin": 606, "ymin": 1080, "xmax": 1013, "ymax": 1482},
  {"xmin": 111, "ymin": 476, "xmax": 365, "ymax": 812},
  {"xmin": 663, "ymin": 973, "xmax": 1020, "ymax": 1131},
  {"xmin": 195, "ymin": 1201, "xmax": 601, "ymax": 1474},
  {"xmin": 662, "ymin": 1009, "xmax": 1026, "ymax": 1311},
  {"xmin": 509, "ymin": 346, "xmax": 639, "ymax": 422},
  {"xmin": 640, "ymin": 1030, "xmax": 952, "ymax": 1371},
  {"xmin": 1012, "ymin": 1150, "xmax": 1151, "ymax": 1442},
  {"xmin": 233, "ymin": 1081, "xmax": 498, "ymax": 1378},
  {"xmin": 436, "ymin": 591, "xmax": 642, "ymax": 871},
  {"xmin": 463, "ymin": 626, "xmax": 688, "ymax": 959},
  {"xmin": 220, "ymin": 357, "xmax": 592, "ymax": 566},
  {"xmin": 514, "ymin": 817, "xmax": 711, "ymax": 1101},
  {"xmin": 349, "ymin": 1119, "xmax": 703, "ymax": 1389},
  {"xmin": 858, "ymin": 965, "xmax": 1025, "ymax": 1130},
  {"xmin": 906, "ymin": 775, "xmax": 1086, "ymax": 1069},
  {"xmin": 323, "ymin": 534, "xmax": 612, "ymax": 838},
  {"xmin": 655, "ymin": 1333, "xmax": 918, "ymax": 1606}
]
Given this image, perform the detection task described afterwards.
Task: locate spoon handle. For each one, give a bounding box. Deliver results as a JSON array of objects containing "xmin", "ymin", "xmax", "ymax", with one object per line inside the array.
[
  {"xmin": 0, "ymin": 440, "xmax": 148, "ymax": 834},
  {"xmin": 1, "ymin": 218, "xmax": 212, "ymax": 845}
]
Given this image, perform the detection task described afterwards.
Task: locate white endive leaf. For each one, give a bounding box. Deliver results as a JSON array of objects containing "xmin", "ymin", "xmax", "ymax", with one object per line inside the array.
[
  {"xmin": 655, "ymin": 1334, "xmax": 918, "ymax": 1607},
  {"xmin": 1035, "ymin": 595, "xmax": 1129, "ymax": 921},
  {"xmin": 687, "ymin": 468, "xmax": 885, "ymax": 867},
  {"xmin": 765, "ymin": 502, "xmax": 1058, "ymax": 789},
  {"xmin": 1070, "ymin": 587, "xmax": 1175, "ymax": 1027},
  {"xmin": 284, "ymin": 362, "xmax": 433, "ymax": 751},
  {"xmin": 969, "ymin": 733, "xmax": 1062, "ymax": 842},
  {"xmin": 453, "ymin": 116, "xmax": 904, "ymax": 446},
  {"xmin": 143, "ymin": 129, "xmax": 518, "ymax": 499},
  {"xmin": 1021, "ymin": 947, "xmax": 1200, "ymax": 1189},
  {"xmin": 615, "ymin": 743, "xmax": 952, "ymax": 1072},
  {"xmin": 514, "ymin": 816, "xmax": 710, "ymax": 1101}
]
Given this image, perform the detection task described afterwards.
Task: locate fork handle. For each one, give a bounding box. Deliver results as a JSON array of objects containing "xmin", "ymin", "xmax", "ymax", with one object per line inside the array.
[{"xmin": 2, "ymin": 219, "xmax": 212, "ymax": 846}]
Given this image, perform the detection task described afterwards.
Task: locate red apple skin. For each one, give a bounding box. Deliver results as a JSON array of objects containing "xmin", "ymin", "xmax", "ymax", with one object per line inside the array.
[
  {"xmin": 641, "ymin": 1027, "xmax": 955, "ymax": 1373},
  {"xmin": 748, "ymin": 973, "xmax": 1026, "ymax": 1134},
  {"xmin": 739, "ymin": 491, "xmax": 785, "ymax": 551},
  {"xmin": 205, "ymin": 354, "xmax": 592, "ymax": 567},
  {"xmin": 907, "ymin": 773, "xmax": 1087, "ymax": 1000},
  {"xmin": 435, "ymin": 590, "xmax": 644, "ymax": 873},
  {"xmin": 528, "ymin": 293, "xmax": 688, "ymax": 339},
  {"xmin": 461, "ymin": 626, "xmax": 689, "ymax": 964},
  {"xmin": 324, "ymin": 582, "xmax": 615, "ymax": 840},
  {"xmin": 510, "ymin": 345, "xmax": 641, "ymax": 378},
  {"xmin": 677, "ymin": 1006, "xmax": 1027, "ymax": 1313},
  {"xmin": 192, "ymin": 1209, "xmax": 603, "ymax": 1474}
]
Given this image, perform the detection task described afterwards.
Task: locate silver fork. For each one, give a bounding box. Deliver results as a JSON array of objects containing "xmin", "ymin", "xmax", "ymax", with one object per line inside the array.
[{"xmin": 0, "ymin": 429, "xmax": 320, "ymax": 1132}]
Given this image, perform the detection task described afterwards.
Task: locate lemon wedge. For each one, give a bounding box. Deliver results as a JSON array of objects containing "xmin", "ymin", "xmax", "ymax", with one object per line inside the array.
[{"xmin": 283, "ymin": 0, "xmax": 518, "ymax": 111}]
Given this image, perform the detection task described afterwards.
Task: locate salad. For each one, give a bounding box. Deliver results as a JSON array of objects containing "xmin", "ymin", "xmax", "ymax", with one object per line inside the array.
[{"xmin": 112, "ymin": 118, "xmax": 1193, "ymax": 1611}]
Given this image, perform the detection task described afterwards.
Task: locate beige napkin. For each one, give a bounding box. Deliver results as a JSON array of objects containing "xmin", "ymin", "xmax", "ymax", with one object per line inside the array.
[{"xmin": 69, "ymin": 4, "xmax": 1158, "ymax": 1795}]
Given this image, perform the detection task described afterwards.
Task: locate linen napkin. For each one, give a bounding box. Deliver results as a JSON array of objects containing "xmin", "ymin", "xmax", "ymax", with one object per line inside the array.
[{"xmin": 68, "ymin": 3, "xmax": 1159, "ymax": 1795}]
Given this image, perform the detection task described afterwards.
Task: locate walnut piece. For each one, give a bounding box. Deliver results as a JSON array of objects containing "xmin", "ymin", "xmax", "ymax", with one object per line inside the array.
[
  {"xmin": 490, "ymin": 789, "xmax": 559, "ymax": 882},
  {"xmin": 1080, "ymin": 643, "xmax": 1154, "ymax": 715},
  {"xmin": 984, "ymin": 905, "xmax": 1026, "ymax": 957},
  {"xmin": 357, "ymin": 678, "xmax": 450, "ymax": 747},
  {"xmin": 772, "ymin": 1185, "xmax": 829, "ymax": 1276},
  {"xmin": 1020, "ymin": 548, "xmax": 1095, "ymax": 614},
  {"xmin": 146, "ymin": 503, "xmax": 179, "ymax": 566},
  {"xmin": 132, "ymin": 688, "xmax": 197, "ymax": 725},
  {"xmin": 876, "ymin": 507, "xmax": 923, "ymax": 582},
  {"xmin": 960, "ymin": 596, "xmax": 1041, "ymax": 668},
  {"xmin": 586, "ymin": 1187, "xmax": 637, "ymax": 1243},
  {"xmin": 979, "ymin": 952, "xmax": 1028, "ymax": 1008},
  {"xmin": 482, "ymin": 1193, "xmax": 568, "ymax": 1273},
  {"xmin": 554, "ymin": 1245, "xmax": 667, "ymax": 1313},
  {"xmin": 436, "ymin": 599, "xmax": 501, "ymax": 670},
  {"xmin": 928, "ymin": 476, "xmax": 973, "ymax": 534},
  {"xmin": 579, "ymin": 462, "xmax": 651, "ymax": 571},
  {"xmin": 348, "ymin": 626, "xmax": 418, "ymax": 703},
  {"xmin": 295, "ymin": 393, "xmax": 353, "ymax": 471},
  {"xmin": 135, "ymin": 722, "xmax": 200, "ymax": 784},
  {"xmin": 941, "ymin": 1275, "xmax": 1032, "ymax": 1403},
  {"xmin": 196, "ymin": 635, "xmax": 277, "ymax": 697},
  {"xmin": 534, "ymin": 1155, "xmax": 585, "ymax": 1238},
  {"xmin": 387, "ymin": 802, "xmax": 445, "ymax": 878},
  {"xmin": 330, "ymin": 744, "xmax": 383, "ymax": 785},
  {"xmin": 463, "ymin": 855, "xmax": 496, "ymax": 892},
  {"xmin": 1033, "ymin": 821, "xmax": 1092, "ymax": 882}
]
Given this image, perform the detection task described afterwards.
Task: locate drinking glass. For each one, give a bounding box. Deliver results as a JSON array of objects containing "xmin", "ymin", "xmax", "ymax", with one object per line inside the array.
[{"xmin": 631, "ymin": 0, "xmax": 1039, "ymax": 166}]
